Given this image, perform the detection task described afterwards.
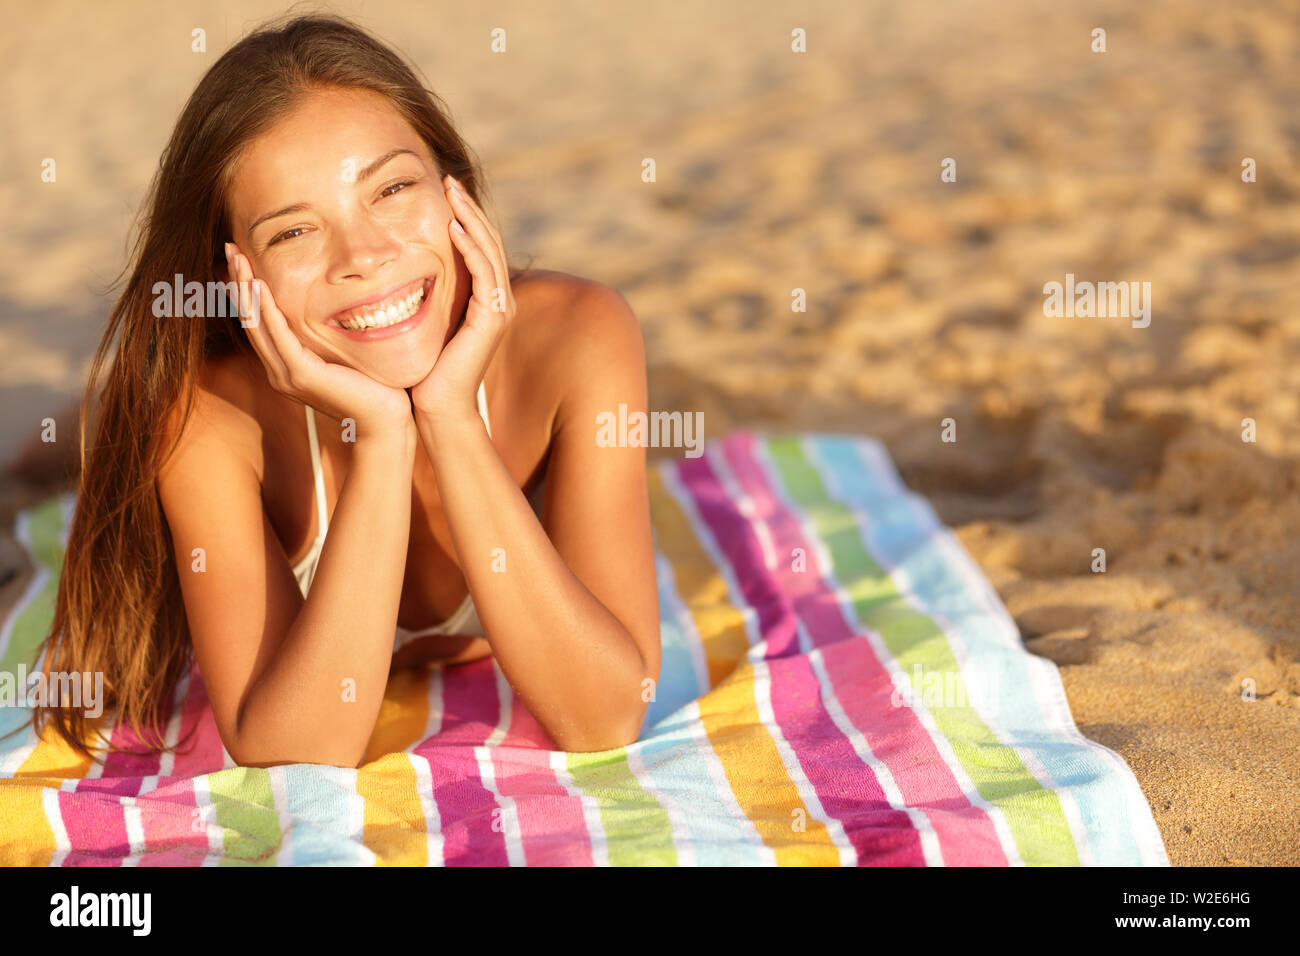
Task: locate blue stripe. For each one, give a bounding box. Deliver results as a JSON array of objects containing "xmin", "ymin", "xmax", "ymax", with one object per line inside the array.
[
  {"xmin": 641, "ymin": 548, "xmax": 705, "ymax": 732},
  {"xmin": 809, "ymin": 434, "xmax": 1165, "ymax": 865},
  {"xmin": 632, "ymin": 718, "xmax": 765, "ymax": 865},
  {"xmin": 282, "ymin": 765, "xmax": 376, "ymax": 864}
]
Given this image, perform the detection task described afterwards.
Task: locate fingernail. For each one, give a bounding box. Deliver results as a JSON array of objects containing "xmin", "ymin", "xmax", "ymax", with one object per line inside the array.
[{"xmin": 452, "ymin": 219, "xmax": 465, "ymax": 233}]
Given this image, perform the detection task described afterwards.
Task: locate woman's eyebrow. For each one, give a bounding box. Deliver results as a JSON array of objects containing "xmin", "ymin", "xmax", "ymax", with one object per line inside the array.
[{"xmin": 245, "ymin": 147, "xmax": 421, "ymax": 237}]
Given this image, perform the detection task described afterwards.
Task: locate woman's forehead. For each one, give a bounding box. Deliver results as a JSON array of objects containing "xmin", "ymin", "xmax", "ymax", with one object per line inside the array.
[{"xmin": 227, "ymin": 88, "xmax": 429, "ymax": 220}]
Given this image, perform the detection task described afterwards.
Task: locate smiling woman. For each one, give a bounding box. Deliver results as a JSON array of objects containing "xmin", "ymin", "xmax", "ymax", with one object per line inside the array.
[{"xmin": 27, "ymin": 13, "xmax": 661, "ymax": 769}]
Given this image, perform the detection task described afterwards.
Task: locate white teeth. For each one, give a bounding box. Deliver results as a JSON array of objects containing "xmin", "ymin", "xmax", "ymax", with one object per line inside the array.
[{"xmin": 338, "ymin": 285, "xmax": 426, "ymax": 331}]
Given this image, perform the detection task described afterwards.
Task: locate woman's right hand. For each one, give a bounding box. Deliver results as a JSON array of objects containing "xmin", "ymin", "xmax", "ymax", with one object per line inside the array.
[{"xmin": 225, "ymin": 243, "xmax": 414, "ymax": 440}]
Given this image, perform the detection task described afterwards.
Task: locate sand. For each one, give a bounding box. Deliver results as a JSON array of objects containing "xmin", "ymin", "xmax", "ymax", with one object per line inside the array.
[{"xmin": 2, "ymin": 0, "xmax": 1297, "ymax": 864}]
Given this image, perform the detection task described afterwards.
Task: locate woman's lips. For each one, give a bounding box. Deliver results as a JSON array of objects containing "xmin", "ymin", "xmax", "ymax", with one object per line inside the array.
[{"xmin": 330, "ymin": 276, "xmax": 435, "ymax": 341}]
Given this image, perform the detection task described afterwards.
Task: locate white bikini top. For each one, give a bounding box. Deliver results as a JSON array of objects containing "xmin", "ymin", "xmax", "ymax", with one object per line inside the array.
[{"xmin": 290, "ymin": 380, "xmax": 543, "ymax": 652}]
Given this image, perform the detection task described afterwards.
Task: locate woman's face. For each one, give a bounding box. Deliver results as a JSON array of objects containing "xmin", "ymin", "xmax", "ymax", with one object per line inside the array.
[{"xmin": 225, "ymin": 85, "xmax": 470, "ymax": 389}]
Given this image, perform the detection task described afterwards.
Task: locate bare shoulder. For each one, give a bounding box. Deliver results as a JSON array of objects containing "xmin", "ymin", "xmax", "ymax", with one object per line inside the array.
[
  {"xmin": 508, "ymin": 269, "xmax": 645, "ymax": 378},
  {"xmin": 158, "ymin": 348, "xmax": 266, "ymax": 480}
]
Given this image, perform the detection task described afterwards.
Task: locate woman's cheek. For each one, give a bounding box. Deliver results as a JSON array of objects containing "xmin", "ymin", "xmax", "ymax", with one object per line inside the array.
[
  {"xmin": 398, "ymin": 200, "xmax": 450, "ymax": 247},
  {"xmin": 271, "ymin": 261, "xmax": 318, "ymax": 333}
]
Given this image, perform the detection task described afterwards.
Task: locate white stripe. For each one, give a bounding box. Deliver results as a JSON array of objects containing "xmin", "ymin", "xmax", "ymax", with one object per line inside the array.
[
  {"xmin": 638, "ymin": 498, "xmax": 732, "ymax": 865},
  {"xmin": 753, "ymin": 437, "xmax": 1008, "ymax": 864},
  {"xmin": 703, "ymin": 446, "xmax": 859, "ymax": 865},
  {"xmin": 656, "ymin": 462, "xmax": 775, "ymax": 865},
  {"xmin": 846, "ymin": 440, "xmax": 1099, "ymax": 861},
  {"xmin": 192, "ymin": 774, "xmax": 222, "ymax": 867},
  {"xmin": 854, "ymin": 436, "xmax": 1164, "ymax": 863},
  {"xmin": 407, "ymin": 756, "xmax": 442, "ymax": 867},
  {"xmin": 269, "ymin": 766, "xmax": 291, "ymax": 866},
  {"xmin": 475, "ymin": 662, "xmax": 524, "ymax": 865},
  {"xmin": 751, "ymin": 657, "xmax": 856, "ymax": 865},
  {"xmin": 924, "ymin": 511, "xmax": 1165, "ymax": 863},
  {"xmin": 155, "ymin": 667, "xmax": 193, "ymax": 780},
  {"xmin": 625, "ymin": 743, "xmax": 695, "ymax": 867},
  {"xmin": 709, "ymin": 444, "xmax": 942, "ymax": 864},
  {"xmin": 799, "ymin": 438, "xmax": 1027, "ymax": 865},
  {"xmin": 679, "ymin": 699, "xmax": 775, "ymax": 864},
  {"xmin": 549, "ymin": 749, "xmax": 609, "ymax": 866},
  {"xmin": 43, "ymin": 781, "xmax": 72, "ymax": 866},
  {"xmin": 404, "ymin": 664, "xmax": 444, "ymax": 866},
  {"xmin": 120, "ymin": 793, "xmax": 146, "ymax": 866}
]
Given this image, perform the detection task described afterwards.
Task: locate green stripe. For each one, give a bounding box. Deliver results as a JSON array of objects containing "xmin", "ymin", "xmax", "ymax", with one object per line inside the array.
[
  {"xmin": 765, "ymin": 436, "xmax": 1079, "ymax": 866},
  {"xmin": 207, "ymin": 768, "xmax": 282, "ymax": 866},
  {"xmin": 565, "ymin": 751, "xmax": 677, "ymax": 866},
  {"xmin": 1, "ymin": 497, "xmax": 66, "ymax": 677}
]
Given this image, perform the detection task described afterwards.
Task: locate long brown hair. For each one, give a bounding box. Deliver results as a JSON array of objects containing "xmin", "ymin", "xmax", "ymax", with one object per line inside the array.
[{"xmin": 19, "ymin": 12, "xmax": 530, "ymax": 763}]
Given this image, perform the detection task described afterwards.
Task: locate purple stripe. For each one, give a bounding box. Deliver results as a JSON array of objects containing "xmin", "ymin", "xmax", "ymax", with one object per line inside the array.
[
  {"xmin": 413, "ymin": 658, "xmax": 509, "ymax": 865},
  {"xmin": 723, "ymin": 433, "xmax": 1008, "ymax": 865},
  {"xmin": 675, "ymin": 447, "xmax": 926, "ymax": 865}
]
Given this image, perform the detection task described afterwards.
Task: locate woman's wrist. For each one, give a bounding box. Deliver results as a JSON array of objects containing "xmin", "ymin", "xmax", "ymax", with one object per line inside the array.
[
  {"xmin": 355, "ymin": 414, "xmax": 419, "ymax": 460},
  {"xmin": 414, "ymin": 398, "xmax": 481, "ymax": 435}
]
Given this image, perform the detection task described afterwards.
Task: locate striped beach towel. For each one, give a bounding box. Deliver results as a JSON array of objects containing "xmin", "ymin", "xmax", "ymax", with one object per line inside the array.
[{"xmin": 0, "ymin": 431, "xmax": 1168, "ymax": 865}]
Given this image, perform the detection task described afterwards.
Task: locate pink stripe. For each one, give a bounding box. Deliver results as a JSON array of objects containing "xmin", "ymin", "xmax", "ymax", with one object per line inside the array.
[
  {"xmin": 135, "ymin": 665, "xmax": 221, "ymax": 865},
  {"xmin": 413, "ymin": 658, "xmax": 509, "ymax": 865},
  {"xmin": 719, "ymin": 433, "xmax": 1007, "ymax": 865},
  {"xmin": 57, "ymin": 776, "xmax": 134, "ymax": 865},
  {"xmin": 63, "ymin": 665, "xmax": 221, "ymax": 865},
  {"xmin": 134, "ymin": 776, "xmax": 211, "ymax": 866},
  {"xmin": 58, "ymin": 710, "xmax": 161, "ymax": 864},
  {"xmin": 490, "ymin": 691, "xmax": 593, "ymax": 865},
  {"xmin": 675, "ymin": 446, "xmax": 926, "ymax": 865},
  {"xmin": 168, "ymin": 664, "xmax": 227, "ymax": 776},
  {"xmin": 765, "ymin": 653, "xmax": 927, "ymax": 864}
]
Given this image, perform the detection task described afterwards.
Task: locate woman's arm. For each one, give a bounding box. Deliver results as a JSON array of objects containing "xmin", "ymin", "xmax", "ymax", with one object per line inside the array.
[
  {"xmin": 416, "ymin": 283, "xmax": 662, "ymax": 752},
  {"xmin": 231, "ymin": 420, "xmax": 418, "ymax": 766},
  {"xmin": 159, "ymin": 378, "xmax": 418, "ymax": 769}
]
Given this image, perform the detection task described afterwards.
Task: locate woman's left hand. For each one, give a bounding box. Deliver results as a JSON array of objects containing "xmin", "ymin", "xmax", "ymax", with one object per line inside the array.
[{"xmin": 409, "ymin": 174, "xmax": 517, "ymax": 427}]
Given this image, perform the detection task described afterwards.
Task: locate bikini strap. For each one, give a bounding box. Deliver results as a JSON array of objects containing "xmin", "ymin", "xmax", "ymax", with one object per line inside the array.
[
  {"xmin": 304, "ymin": 405, "xmax": 329, "ymax": 540},
  {"xmin": 476, "ymin": 379, "xmax": 492, "ymax": 438}
]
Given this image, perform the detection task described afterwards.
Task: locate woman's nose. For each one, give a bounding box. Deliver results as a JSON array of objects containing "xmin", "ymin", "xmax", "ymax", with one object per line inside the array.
[{"xmin": 326, "ymin": 217, "xmax": 402, "ymax": 281}]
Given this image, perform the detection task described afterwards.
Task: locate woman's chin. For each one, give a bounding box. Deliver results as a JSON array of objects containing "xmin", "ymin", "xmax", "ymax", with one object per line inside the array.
[{"xmin": 357, "ymin": 355, "xmax": 439, "ymax": 391}]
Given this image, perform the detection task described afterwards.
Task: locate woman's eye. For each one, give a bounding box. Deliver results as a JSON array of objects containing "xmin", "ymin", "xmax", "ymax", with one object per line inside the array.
[
  {"xmin": 265, "ymin": 181, "xmax": 417, "ymax": 246},
  {"xmin": 268, "ymin": 226, "xmax": 310, "ymax": 246},
  {"xmin": 380, "ymin": 179, "xmax": 416, "ymax": 198}
]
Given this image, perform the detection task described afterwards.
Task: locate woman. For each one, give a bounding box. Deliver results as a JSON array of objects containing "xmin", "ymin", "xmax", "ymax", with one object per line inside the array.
[{"xmin": 29, "ymin": 13, "xmax": 661, "ymax": 768}]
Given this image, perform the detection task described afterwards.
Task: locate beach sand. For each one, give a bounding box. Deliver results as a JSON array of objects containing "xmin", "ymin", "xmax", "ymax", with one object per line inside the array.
[{"xmin": 2, "ymin": 0, "xmax": 1297, "ymax": 864}]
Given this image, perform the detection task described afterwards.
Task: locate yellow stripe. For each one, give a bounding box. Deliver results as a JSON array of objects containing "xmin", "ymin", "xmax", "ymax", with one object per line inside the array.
[
  {"xmin": 2, "ymin": 719, "xmax": 108, "ymax": 865},
  {"xmin": 647, "ymin": 468, "xmax": 749, "ymax": 688},
  {"xmin": 358, "ymin": 752, "xmax": 426, "ymax": 866},
  {"xmin": 648, "ymin": 465, "xmax": 839, "ymax": 865},
  {"xmin": 695, "ymin": 665, "xmax": 840, "ymax": 865},
  {"xmin": 16, "ymin": 719, "xmax": 96, "ymax": 779},
  {"xmin": 363, "ymin": 666, "xmax": 432, "ymax": 762},
  {"xmin": 358, "ymin": 667, "xmax": 434, "ymax": 865},
  {"xmin": 0, "ymin": 779, "xmax": 55, "ymax": 865}
]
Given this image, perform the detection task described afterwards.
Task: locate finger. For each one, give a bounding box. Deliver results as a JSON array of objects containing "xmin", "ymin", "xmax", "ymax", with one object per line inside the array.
[
  {"xmin": 240, "ymin": 257, "xmax": 317, "ymax": 379},
  {"xmin": 228, "ymin": 246, "xmax": 288, "ymax": 382},
  {"xmin": 447, "ymin": 181, "xmax": 509, "ymax": 294},
  {"xmin": 449, "ymin": 218, "xmax": 504, "ymax": 318},
  {"xmin": 445, "ymin": 177, "xmax": 505, "ymax": 259},
  {"xmin": 444, "ymin": 180, "xmax": 517, "ymax": 321},
  {"xmin": 232, "ymin": 252, "xmax": 319, "ymax": 394}
]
